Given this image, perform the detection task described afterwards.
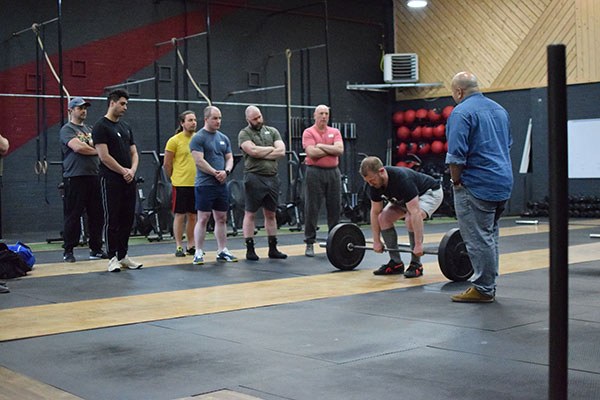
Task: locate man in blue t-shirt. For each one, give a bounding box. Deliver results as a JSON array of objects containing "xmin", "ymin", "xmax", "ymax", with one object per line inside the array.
[
  {"xmin": 189, "ymin": 106, "xmax": 238, "ymax": 265},
  {"xmin": 446, "ymin": 71, "xmax": 513, "ymax": 303}
]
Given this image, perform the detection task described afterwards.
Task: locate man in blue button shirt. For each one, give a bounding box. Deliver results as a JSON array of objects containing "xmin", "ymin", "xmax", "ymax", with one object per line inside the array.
[{"xmin": 445, "ymin": 71, "xmax": 513, "ymax": 303}]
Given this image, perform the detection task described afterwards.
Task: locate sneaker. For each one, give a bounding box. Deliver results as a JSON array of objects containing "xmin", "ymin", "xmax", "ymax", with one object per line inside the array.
[
  {"xmin": 0, "ymin": 282, "xmax": 9, "ymax": 294},
  {"xmin": 192, "ymin": 250, "xmax": 204, "ymax": 265},
  {"xmin": 119, "ymin": 256, "xmax": 143, "ymax": 269},
  {"xmin": 107, "ymin": 256, "xmax": 121, "ymax": 272},
  {"xmin": 63, "ymin": 252, "xmax": 76, "ymax": 263},
  {"xmin": 216, "ymin": 249, "xmax": 238, "ymax": 262},
  {"xmin": 373, "ymin": 260, "xmax": 404, "ymax": 275},
  {"xmin": 186, "ymin": 246, "xmax": 196, "ymax": 256},
  {"xmin": 175, "ymin": 246, "xmax": 186, "ymax": 257},
  {"xmin": 404, "ymin": 261, "xmax": 423, "ymax": 278},
  {"xmin": 89, "ymin": 250, "xmax": 109, "ymax": 260},
  {"xmin": 451, "ymin": 287, "xmax": 495, "ymax": 303},
  {"xmin": 305, "ymin": 243, "xmax": 314, "ymax": 257}
]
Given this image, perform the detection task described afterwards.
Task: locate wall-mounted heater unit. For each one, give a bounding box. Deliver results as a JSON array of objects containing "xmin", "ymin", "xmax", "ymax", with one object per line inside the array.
[{"xmin": 383, "ymin": 53, "xmax": 419, "ymax": 83}]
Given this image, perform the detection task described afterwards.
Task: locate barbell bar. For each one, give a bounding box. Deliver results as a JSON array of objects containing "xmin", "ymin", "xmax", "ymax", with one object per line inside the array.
[{"xmin": 324, "ymin": 223, "xmax": 473, "ymax": 282}]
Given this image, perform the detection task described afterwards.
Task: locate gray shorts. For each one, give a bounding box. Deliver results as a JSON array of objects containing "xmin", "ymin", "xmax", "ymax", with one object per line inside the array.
[
  {"xmin": 419, "ymin": 187, "xmax": 444, "ymax": 218},
  {"xmin": 244, "ymin": 172, "xmax": 280, "ymax": 213}
]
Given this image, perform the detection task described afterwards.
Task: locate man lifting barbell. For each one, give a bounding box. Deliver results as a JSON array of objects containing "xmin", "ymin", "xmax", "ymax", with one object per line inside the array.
[{"xmin": 359, "ymin": 156, "xmax": 443, "ymax": 278}]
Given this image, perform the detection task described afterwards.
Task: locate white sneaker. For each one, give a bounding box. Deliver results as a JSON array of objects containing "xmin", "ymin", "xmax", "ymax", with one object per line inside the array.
[
  {"xmin": 119, "ymin": 256, "xmax": 143, "ymax": 269},
  {"xmin": 108, "ymin": 256, "xmax": 121, "ymax": 273}
]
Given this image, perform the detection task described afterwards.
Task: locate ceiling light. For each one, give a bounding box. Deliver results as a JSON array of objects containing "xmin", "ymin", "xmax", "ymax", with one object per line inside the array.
[{"xmin": 407, "ymin": 0, "xmax": 428, "ymax": 8}]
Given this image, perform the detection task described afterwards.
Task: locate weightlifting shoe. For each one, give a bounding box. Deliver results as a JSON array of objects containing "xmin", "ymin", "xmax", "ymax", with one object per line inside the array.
[
  {"xmin": 186, "ymin": 247, "xmax": 196, "ymax": 256},
  {"xmin": 63, "ymin": 252, "xmax": 76, "ymax": 263},
  {"xmin": 404, "ymin": 261, "xmax": 423, "ymax": 278},
  {"xmin": 451, "ymin": 287, "xmax": 494, "ymax": 303},
  {"xmin": 119, "ymin": 256, "xmax": 143, "ymax": 269},
  {"xmin": 373, "ymin": 260, "xmax": 404, "ymax": 275},
  {"xmin": 305, "ymin": 243, "xmax": 315, "ymax": 257}
]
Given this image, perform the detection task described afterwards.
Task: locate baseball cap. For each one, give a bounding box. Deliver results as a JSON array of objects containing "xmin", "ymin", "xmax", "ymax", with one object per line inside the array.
[{"xmin": 68, "ymin": 97, "xmax": 91, "ymax": 109}]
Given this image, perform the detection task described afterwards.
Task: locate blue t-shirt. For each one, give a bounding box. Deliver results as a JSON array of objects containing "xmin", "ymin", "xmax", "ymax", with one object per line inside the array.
[
  {"xmin": 189, "ymin": 128, "xmax": 232, "ymax": 186},
  {"xmin": 445, "ymin": 92, "xmax": 513, "ymax": 201}
]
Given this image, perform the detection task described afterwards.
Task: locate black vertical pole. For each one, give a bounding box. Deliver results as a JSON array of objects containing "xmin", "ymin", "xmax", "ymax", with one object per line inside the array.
[
  {"xmin": 174, "ymin": 42, "xmax": 180, "ymax": 124},
  {"xmin": 547, "ymin": 44, "xmax": 569, "ymax": 400},
  {"xmin": 154, "ymin": 61, "xmax": 161, "ymax": 154},
  {"xmin": 205, "ymin": 0, "xmax": 212, "ymax": 101},
  {"xmin": 322, "ymin": 0, "xmax": 332, "ymax": 110},
  {"xmin": 57, "ymin": 0, "xmax": 64, "ymax": 125}
]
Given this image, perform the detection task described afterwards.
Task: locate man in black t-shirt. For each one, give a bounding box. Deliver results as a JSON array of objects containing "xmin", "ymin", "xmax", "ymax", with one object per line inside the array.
[
  {"xmin": 92, "ymin": 89, "xmax": 142, "ymax": 273},
  {"xmin": 360, "ymin": 156, "xmax": 443, "ymax": 278}
]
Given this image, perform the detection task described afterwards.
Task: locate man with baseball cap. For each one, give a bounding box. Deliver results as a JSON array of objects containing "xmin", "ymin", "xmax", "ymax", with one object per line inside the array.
[{"xmin": 59, "ymin": 97, "xmax": 108, "ymax": 262}]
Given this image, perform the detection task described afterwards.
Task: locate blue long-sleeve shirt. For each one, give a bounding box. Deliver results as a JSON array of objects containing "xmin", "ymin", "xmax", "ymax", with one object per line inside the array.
[{"xmin": 445, "ymin": 92, "xmax": 513, "ymax": 201}]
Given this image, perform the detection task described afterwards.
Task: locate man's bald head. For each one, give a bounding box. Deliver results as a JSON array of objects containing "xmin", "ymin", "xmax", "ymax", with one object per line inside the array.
[{"xmin": 451, "ymin": 71, "xmax": 480, "ymax": 103}]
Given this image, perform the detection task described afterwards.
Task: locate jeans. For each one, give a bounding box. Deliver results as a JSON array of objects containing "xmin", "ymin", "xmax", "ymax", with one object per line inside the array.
[{"xmin": 453, "ymin": 185, "xmax": 506, "ymax": 296}]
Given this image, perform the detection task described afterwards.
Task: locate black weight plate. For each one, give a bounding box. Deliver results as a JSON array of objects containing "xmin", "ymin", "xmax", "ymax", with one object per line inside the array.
[
  {"xmin": 438, "ymin": 228, "xmax": 474, "ymax": 282},
  {"xmin": 326, "ymin": 223, "xmax": 366, "ymax": 271}
]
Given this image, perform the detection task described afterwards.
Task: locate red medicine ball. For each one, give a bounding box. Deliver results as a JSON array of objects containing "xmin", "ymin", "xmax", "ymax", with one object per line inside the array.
[
  {"xmin": 411, "ymin": 126, "xmax": 422, "ymax": 141},
  {"xmin": 421, "ymin": 126, "xmax": 434, "ymax": 140},
  {"xmin": 396, "ymin": 161, "xmax": 407, "ymax": 168},
  {"xmin": 415, "ymin": 108, "xmax": 428, "ymax": 120},
  {"xmin": 442, "ymin": 105, "xmax": 454, "ymax": 120},
  {"xmin": 396, "ymin": 126, "xmax": 411, "ymax": 141},
  {"xmin": 392, "ymin": 111, "xmax": 404, "ymax": 126},
  {"xmin": 418, "ymin": 142, "xmax": 430, "ymax": 155},
  {"xmin": 431, "ymin": 140, "xmax": 444, "ymax": 154},
  {"xmin": 428, "ymin": 109, "xmax": 441, "ymax": 123},
  {"xmin": 433, "ymin": 124, "xmax": 446, "ymax": 138},
  {"xmin": 396, "ymin": 142, "xmax": 407, "ymax": 157},
  {"xmin": 404, "ymin": 109, "xmax": 416, "ymax": 125},
  {"xmin": 406, "ymin": 142, "xmax": 418, "ymax": 154}
]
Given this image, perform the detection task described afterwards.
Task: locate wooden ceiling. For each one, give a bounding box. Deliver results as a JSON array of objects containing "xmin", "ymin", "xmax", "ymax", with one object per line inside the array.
[{"xmin": 392, "ymin": 0, "xmax": 600, "ymax": 99}]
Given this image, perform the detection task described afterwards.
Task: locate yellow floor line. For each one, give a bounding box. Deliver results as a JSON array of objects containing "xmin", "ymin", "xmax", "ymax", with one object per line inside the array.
[{"xmin": 2, "ymin": 241, "xmax": 600, "ymax": 342}]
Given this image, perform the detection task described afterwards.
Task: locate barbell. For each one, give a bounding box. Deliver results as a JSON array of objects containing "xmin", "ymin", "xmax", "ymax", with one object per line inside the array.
[{"xmin": 323, "ymin": 223, "xmax": 473, "ymax": 282}]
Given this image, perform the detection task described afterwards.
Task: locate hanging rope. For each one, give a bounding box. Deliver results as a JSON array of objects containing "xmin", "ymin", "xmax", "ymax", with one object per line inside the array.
[
  {"xmin": 32, "ymin": 23, "xmax": 70, "ymax": 101},
  {"xmin": 171, "ymin": 38, "xmax": 211, "ymax": 106}
]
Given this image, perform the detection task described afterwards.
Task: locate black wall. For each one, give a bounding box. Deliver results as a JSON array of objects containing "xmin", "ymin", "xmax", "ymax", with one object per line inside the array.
[{"xmin": 0, "ymin": 0, "xmax": 390, "ymax": 238}]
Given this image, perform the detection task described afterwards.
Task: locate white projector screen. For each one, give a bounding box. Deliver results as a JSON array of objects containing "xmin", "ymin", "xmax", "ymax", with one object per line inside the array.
[{"xmin": 567, "ymin": 118, "xmax": 600, "ymax": 178}]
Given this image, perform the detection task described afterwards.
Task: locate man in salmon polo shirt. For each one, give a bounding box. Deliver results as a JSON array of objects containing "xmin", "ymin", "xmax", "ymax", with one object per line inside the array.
[{"xmin": 302, "ymin": 104, "xmax": 344, "ymax": 257}]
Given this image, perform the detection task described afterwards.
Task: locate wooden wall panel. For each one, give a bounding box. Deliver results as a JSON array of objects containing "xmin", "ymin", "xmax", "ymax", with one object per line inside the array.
[{"xmin": 391, "ymin": 0, "xmax": 600, "ymax": 100}]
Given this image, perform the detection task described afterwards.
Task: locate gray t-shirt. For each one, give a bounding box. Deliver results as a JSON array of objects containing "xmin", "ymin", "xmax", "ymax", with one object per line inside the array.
[
  {"xmin": 60, "ymin": 122, "xmax": 99, "ymax": 178},
  {"xmin": 189, "ymin": 128, "xmax": 232, "ymax": 186}
]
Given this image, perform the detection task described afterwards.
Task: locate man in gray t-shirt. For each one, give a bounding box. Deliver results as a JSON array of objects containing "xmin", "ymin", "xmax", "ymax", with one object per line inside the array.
[{"xmin": 59, "ymin": 97, "xmax": 107, "ymax": 262}]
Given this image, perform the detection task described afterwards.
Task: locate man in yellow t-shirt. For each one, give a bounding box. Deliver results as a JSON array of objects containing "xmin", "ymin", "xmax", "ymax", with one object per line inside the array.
[{"xmin": 164, "ymin": 110, "xmax": 198, "ymax": 257}]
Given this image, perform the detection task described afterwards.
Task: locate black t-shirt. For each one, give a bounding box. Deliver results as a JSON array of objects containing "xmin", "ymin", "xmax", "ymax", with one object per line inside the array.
[
  {"xmin": 92, "ymin": 117, "xmax": 135, "ymax": 181},
  {"xmin": 369, "ymin": 166, "xmax": 440, "ymax": 208}
]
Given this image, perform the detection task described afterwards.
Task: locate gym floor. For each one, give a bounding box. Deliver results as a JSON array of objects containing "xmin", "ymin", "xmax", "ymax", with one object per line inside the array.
[{"xmin": 1, "ymin": 217, "xmax": 600, "ymax": 400}]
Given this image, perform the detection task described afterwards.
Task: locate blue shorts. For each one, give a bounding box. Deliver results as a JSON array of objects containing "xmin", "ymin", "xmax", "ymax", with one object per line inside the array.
[{"xmin": 195, "ymin": 185, "xmax": 229, "ymax": 212}]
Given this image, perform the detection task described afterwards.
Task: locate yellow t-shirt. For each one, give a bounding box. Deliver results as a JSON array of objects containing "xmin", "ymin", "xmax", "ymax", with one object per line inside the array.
[{"xmin": 164, "ymin": 132, "xmax": 196, "ymax": 187}]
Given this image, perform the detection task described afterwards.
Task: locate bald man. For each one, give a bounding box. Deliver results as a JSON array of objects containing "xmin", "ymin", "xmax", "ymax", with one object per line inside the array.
[
  {"xmin": 238, "ymin": 105, "xmax": 287, "ymax": 261},
  {"xmin": 302, "ymin": 104, "xmax": 344, "ymax": 257},
  {"xmin": 446, "ymin": 71, "xmax": 513, "ymax": 303}
]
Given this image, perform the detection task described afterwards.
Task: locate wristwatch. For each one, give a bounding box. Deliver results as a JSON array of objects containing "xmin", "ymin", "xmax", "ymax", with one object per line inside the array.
[{"xmin": 225, "ymin": 169, "xmax": 231, "ymax": 176}]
